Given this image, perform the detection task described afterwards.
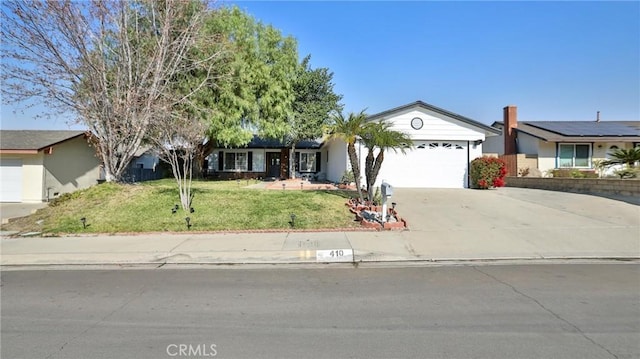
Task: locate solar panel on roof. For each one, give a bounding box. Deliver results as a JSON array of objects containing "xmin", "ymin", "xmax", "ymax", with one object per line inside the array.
[{"xmin": 526, "ymin": 121, "xmax": 640, "ymax": 137}]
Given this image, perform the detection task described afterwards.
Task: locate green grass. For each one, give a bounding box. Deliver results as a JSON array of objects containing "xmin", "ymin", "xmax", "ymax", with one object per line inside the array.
[{"xmin": 2, "ymin": 179, "xmax": 358, "ymax": 234}]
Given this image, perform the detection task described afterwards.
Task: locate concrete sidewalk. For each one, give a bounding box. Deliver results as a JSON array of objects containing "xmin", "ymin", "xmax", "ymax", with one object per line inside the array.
[
  {"xmin": 2, "ymin": 188, "xmax": 638, "ymax": 267},
  {"xmin": 1, "ymin": 228, "xmax": 638, "ymax": 267}
]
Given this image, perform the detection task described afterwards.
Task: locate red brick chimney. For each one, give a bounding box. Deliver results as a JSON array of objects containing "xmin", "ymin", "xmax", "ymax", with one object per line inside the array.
[{"xmin": 503, "ymin": 105, "xmax": 517, "ymax": 155}]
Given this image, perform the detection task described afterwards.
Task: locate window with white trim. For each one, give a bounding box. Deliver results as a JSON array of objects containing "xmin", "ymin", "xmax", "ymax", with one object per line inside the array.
[
  {"xmin": 558, "ymin": 144, "xmax": 591, "ymax": 168},
  {"xmin": 224, "ymin": 152, "xmax": 247, "ymax": 171},
  {"xmin": 299, "ymin": 153, "xmax": 316, "ymax": 172}
]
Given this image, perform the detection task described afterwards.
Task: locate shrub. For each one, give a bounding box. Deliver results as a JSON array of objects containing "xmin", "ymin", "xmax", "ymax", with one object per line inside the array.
[
  {"xmin": 470, "ymin": 156, "xmax": 507, "ymax": 189},
  {"xmin": 550, "ymin": 169, "xmax": 598, "ymax": 178},
  {"xmin": 340, "ymin": 170, "xmax": 356, "ymax": 184},
  {"xmin": 614, "ymin": 168, "xmax": 639, "ymax": 179}
]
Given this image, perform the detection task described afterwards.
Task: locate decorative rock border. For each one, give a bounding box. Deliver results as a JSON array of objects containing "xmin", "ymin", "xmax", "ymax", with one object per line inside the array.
[{"xmin": 345, "ymin": 199, "xmax": 408, "ymax": 231}]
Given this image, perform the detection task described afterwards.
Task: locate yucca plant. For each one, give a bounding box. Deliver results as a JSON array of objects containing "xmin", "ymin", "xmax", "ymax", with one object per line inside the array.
[{"xmin": 602, "ymin": 147, "xmax": 640, "ymax": 168}]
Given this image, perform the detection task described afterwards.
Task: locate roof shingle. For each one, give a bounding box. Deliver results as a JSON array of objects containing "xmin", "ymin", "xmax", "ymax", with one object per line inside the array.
[{"xmin": 0, "ymin": 130, "xmax": 87, "ymax": 150}]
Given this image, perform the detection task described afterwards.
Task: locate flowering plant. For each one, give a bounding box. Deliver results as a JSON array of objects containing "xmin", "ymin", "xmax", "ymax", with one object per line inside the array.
[{"xmin": 470, "ymin": 156, "xmax": 507, "ymax": 189}]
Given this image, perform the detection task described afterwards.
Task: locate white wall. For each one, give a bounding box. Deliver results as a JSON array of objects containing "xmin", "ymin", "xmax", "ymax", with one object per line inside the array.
[
  {"xmin": 380, "ymin": 108, "xmax": 489, "ymax": 141},
  {"xmin": 133, "ymin": 153, "xmax": 160, "ymax": 170},
  {"xmin": 0, "ymin": 153, "xmax": 44, "ymax": 203},
  {"xmin": 324, "ymin": 139, "xmax": 348, "ymax": 183},
  {"xmin": 538, "ymin": 141, "xmax": 556, "ymax": 175},
  {"xmin": 517, "ymin": 132, "xmax": 540, "ymax": 155}
]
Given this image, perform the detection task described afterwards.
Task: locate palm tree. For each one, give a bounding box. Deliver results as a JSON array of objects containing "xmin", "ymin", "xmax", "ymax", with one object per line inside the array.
[
  {"xmin": 603, "ymin": 147, "xmax": 640, "ymax": 168},
  {"xmin": 361, "ymin": 121, "xmax": 413, "ymax": 202},
  {"xmin": 325, "ymin": 110, "xmax": 368, "ymax": 202}
]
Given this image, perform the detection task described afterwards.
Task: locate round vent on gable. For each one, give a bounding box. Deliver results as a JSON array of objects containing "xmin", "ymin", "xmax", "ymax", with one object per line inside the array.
[{"xmin": 411, "ymin": 117, "xmax": 423, "ymax": 130}]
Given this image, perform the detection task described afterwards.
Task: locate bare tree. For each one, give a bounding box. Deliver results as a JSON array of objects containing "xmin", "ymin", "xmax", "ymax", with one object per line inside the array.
[
  {"xmin": 1, "ymin": 0, "xmax": 222, "ymax": 182},
  {"xmin": 146, "ymin": 109, "xmax": 206, "ymax": 211}
]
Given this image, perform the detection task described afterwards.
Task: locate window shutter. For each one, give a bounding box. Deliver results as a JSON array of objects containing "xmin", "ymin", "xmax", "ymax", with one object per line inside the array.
[
  {"xmin": 295, "ymin": 152, "xmax": 300, "ymax": 172},
  {"xmin": 218, "ymin": 151, "xmax": 223, "ymax": 171},
  {"xmin": 248, "ymin": 151, "xmax": 253, "ymax": 171},
  {"xmin": 316, "ymin": 152, "xmax": 321, "ymax": 172}
]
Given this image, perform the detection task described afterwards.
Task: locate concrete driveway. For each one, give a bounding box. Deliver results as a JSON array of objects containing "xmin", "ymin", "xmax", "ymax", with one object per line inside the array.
[
  {"xmin": 390, "ymin": 187, "xmax": 640, "ymax": 259},
  {"xmin": 1, "ymin": 203, "xmax": 48, "ymax": 224}
]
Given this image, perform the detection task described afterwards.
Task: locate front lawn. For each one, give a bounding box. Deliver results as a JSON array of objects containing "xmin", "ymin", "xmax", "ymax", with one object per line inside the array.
[{"xmin": 2, "ymin": 179, "xmax": 358, "ymax": 234}]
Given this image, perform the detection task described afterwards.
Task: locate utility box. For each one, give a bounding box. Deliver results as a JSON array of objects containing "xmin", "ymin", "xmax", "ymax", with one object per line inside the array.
[{"xmin": 381, "ymin": 181, "xmax": 393, "ymax": 198}]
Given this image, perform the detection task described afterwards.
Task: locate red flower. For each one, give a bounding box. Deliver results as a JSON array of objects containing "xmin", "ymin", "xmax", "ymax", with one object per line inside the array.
[{"xmin": 492, "ymin": 177, "xmax": 505, "ymax": 187}]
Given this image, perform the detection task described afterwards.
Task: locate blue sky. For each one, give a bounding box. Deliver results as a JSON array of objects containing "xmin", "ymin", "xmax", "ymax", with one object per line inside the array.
[{"xmin": 1, "ymin": 0, "xmax": 638, "ymax": 130}]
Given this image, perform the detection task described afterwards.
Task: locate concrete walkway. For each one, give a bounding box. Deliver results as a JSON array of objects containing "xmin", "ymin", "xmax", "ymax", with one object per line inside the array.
[{"xmin": 1, "ymin": 188, "xmax": 638, "ymax": 267}]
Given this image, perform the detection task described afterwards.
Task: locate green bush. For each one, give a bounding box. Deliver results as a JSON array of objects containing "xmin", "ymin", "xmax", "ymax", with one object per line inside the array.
[
  {"xmin": 550, "ymin": 169, "xmax": 598, "ymax": 178},
  {"xmin": 470, "ymin": 156, "xmax": 507, "ymax": 189},
  {"xmin": 340, "ymin": 170, "xmax": 356, "ymax": 184},
  {"xmin": 614, "ymin": 168, "xmax": 639, "ymax": 179}
]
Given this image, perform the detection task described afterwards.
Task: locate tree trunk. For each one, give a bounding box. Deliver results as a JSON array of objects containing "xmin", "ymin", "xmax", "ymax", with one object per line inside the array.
[
  {"xmin": 347, "ymin": 142, "xmax": 364, "ymax": 203},
  {"xmin": 364, "ymin": 148, "xmax": 375, "ymax": 202},
  {"xmin": 370, "ymin": 151, "xmax": 385, "ymax": 198},
  {"xmin": 289, "ymin": 143, "xmax": 296, "ymax": 179}
]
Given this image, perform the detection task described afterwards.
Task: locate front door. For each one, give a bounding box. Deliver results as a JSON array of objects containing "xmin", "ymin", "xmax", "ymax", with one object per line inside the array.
[{"xmin": 266, "ymin": 152, "xmax": 280, "ymax": 178}]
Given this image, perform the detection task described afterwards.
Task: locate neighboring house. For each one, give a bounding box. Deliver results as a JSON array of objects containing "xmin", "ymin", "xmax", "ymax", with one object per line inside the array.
[
  {"xmin": 205, "ymin": 136, "xmax": 325, "ymax": 180},
  {"xmin": 122, "ymin": 146, "xmax": 164, "ymax": 183},
  {"xmin": 483, "ymin": 106, "xmax": 640, "ymax": 176},
  {"xmin": 0, "ymin": 130, "xmax": 101, "ymax": 203}
]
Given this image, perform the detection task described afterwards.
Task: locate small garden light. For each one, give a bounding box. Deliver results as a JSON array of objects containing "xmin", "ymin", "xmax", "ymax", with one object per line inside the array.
[
  {"xmin": 289, "ymin": 213, "xmax": 296, "ymax": 228},
  {"xmin": 282, "ymin": 183, "xmax": 286, "ymax": 191},
  {"xmin": 185, "ymin": 217, "xmax": 192, "ymax": 230},
  {"xmin": 300, "ymin": 182, "xmax": 304, "ymax": 190},
  {"xmin": 80, "ymin": 217, "xmax": 87, "ymax": 229}
]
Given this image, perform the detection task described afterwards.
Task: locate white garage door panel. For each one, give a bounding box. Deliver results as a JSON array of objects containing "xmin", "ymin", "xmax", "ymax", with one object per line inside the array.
[
  {"xmin": 379, "ymin": 141, "xmax": 468, "ymax": 188},
  {"xmin": 0, "ymin": 159, "xmax": 23, "ymax": 202}
]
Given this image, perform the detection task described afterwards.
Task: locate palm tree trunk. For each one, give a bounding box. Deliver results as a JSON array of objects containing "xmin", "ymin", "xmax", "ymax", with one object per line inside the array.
[
  {"xmin": 370, "ymin": 150, "xmax": 385, "ymax": 200},
  {"xmin": 347, "ymin": 143, "xmax": 364, "ymax": 203},
  {"xmin": 364, "ymin": 149, "xmax": 375, "ymax": 202}
]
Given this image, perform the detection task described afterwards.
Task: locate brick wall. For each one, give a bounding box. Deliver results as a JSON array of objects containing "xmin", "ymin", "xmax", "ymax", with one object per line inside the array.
[{"xmin": 505, "ymin": 177, "xmax": 640, "ymax": 198}]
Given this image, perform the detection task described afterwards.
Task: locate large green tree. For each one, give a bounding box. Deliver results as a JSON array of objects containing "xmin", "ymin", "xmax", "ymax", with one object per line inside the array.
[
  {"xmin": 361, "ymin": 122, "xmax": 413, "ymax": 202},
  {"xmin": 287, "ymin": 55, "xmax": 343, "ymax": 178},
  {"xmin": 197, "ymin": 6, "xmax": 299, "ymax": 154},
  {"xmin": 325, "ymin": 111, "xmax": 368, "ymax": 202}
]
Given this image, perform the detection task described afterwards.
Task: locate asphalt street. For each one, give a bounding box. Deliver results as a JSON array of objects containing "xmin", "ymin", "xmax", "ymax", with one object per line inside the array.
[{"xmin": 2, "ymin": 264, "xmax": 639, "ymax": 359}]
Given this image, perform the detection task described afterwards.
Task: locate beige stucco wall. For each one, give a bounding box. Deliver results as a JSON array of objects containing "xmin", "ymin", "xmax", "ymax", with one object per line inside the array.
[{"xmin": 42, "ymin": 136, "xmax": 101, "ymax": 201}]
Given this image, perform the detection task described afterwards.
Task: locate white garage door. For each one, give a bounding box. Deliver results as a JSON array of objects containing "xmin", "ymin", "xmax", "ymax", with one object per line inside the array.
[
  {"xmin": 377, "ymin": 141, "xmax": 468, "ymax": 188},
  {"xmin": 0, "ymin": 158, "xmax": 23, "ymax": 202}
]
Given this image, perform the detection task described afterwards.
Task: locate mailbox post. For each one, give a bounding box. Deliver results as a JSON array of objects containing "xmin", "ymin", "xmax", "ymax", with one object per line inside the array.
[{"xmin": 380, "ymin": 181, "xmax": 393, "ymax": 223}]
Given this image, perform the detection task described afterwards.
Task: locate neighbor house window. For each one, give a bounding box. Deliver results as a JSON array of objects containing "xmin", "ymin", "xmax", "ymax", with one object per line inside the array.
[
  {"xmin": 299, "ymin": 153, "xmax": 316, "ymax": 172},
  {"xmin": 558, "ymin": 144, "xmax": 591, "ymax": 168},
  {"xmin": 224, "ymin": 152, "xmax": 247, "ymax": 171}
]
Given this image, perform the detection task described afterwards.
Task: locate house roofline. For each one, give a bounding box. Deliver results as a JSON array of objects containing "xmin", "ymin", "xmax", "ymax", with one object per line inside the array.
[
  {"xmin": 366, "ymin": 100, "xmax": 501, "ymax": 135},
  {"xmin": 34, "ymin": 132, "xmax": 89, "ymax": 151}
]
